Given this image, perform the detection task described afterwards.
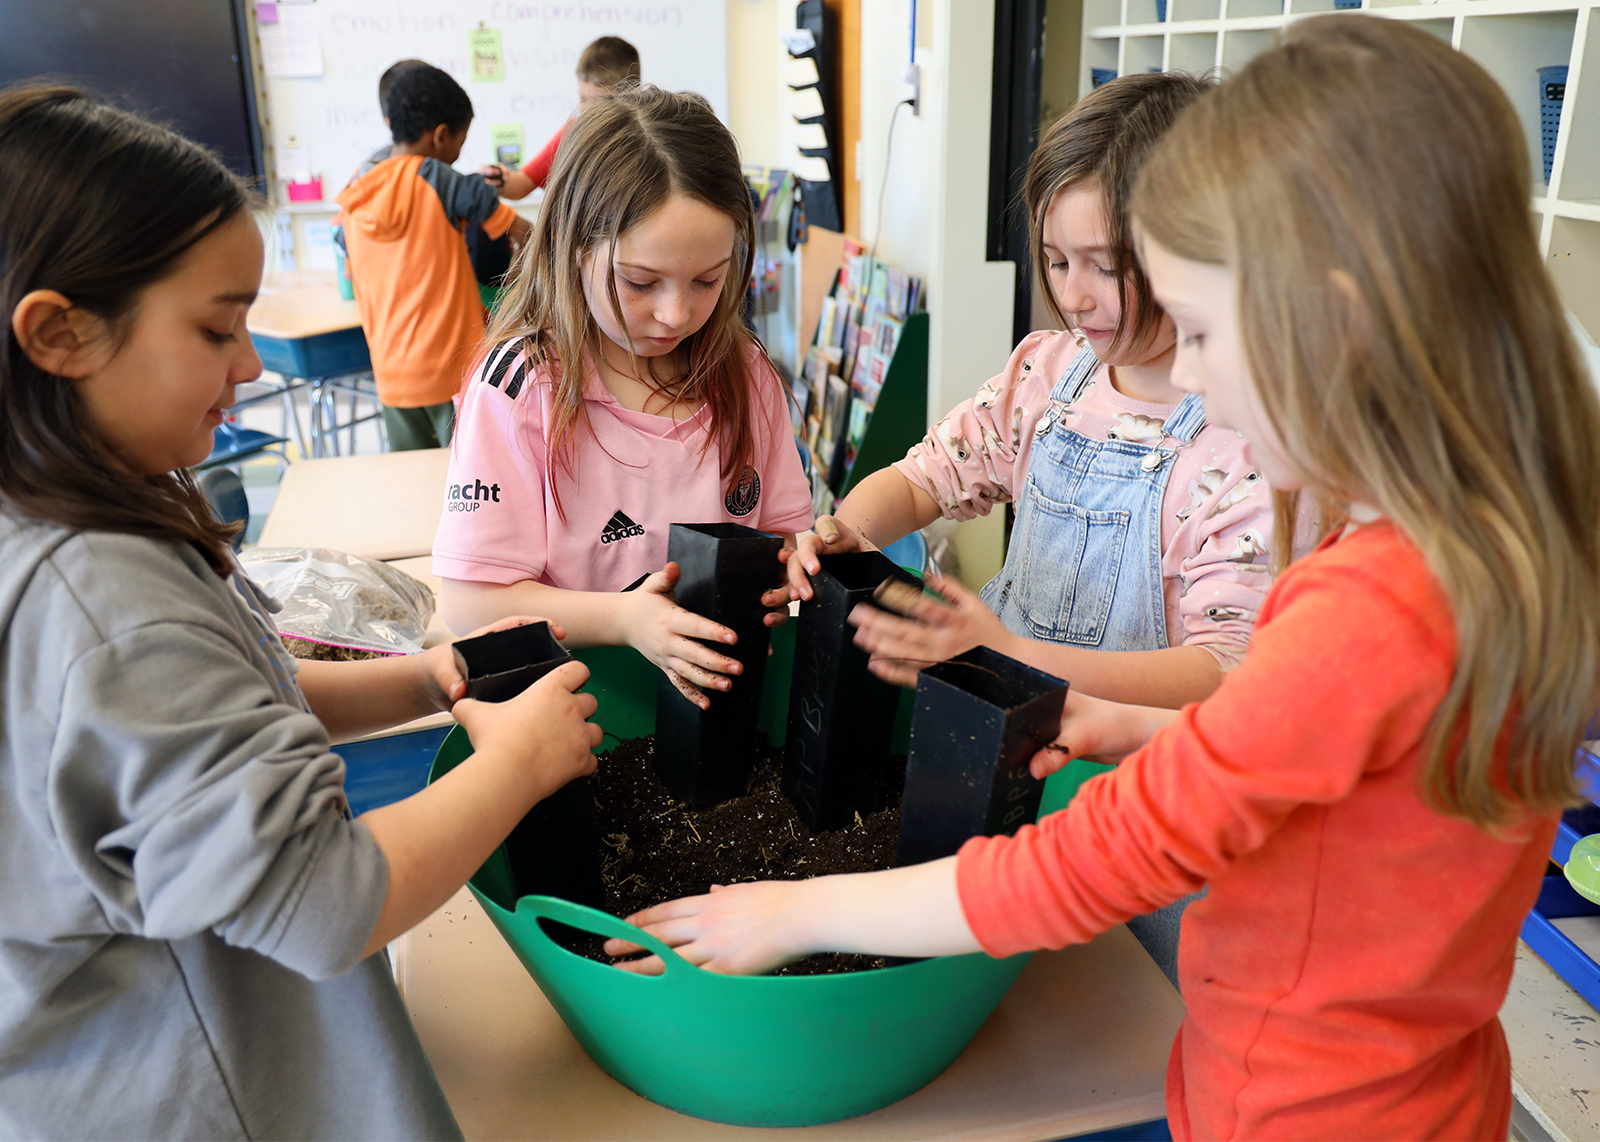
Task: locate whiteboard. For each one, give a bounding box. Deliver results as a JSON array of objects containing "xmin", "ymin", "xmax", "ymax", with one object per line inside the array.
[{"xmin": 262, "ymin": 0, "xmax": 729, "ymax": 192}]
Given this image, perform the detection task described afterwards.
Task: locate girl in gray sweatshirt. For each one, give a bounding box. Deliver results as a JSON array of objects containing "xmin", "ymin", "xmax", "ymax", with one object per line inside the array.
[{"xmin": 0, "ymin": 87, "xmax": 602, "ymax": 1139}]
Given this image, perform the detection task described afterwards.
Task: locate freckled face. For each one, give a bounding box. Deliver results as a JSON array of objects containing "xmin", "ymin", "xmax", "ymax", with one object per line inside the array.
[
  {"xmin": 1142, "ymin": 236, "xmax": 1301, "ymax": 489},
  {"xmin": 580, "ymin": 192, "xmax": 737, "ymax": 360}
]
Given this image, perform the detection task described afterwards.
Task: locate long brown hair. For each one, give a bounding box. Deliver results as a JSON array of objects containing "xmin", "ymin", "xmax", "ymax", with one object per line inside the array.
[
  {"xmin": 487, "ymin": 86, "xmax": 760, "ymax": 516},
  {"xmin": 1024, "ymin": 72, "xmax": 1216, "ymax": 357},
  {"xmin": 1133, "ymin": 15, "xmax": 1600, "ymax": 826},
  {"xmin": 0, "ymin": 85, "xmax": 249, "ymax": 574}
]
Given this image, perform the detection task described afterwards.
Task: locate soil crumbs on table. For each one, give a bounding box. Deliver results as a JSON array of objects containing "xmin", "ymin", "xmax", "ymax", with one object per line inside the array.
[{"xmin": 568, "ymin": 733, "xmax": 905, "ymax": 977}]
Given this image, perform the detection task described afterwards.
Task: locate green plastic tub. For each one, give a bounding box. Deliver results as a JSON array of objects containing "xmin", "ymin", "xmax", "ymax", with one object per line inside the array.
[{"xmin": 428, "ymin": 633, "xmax": 1110, "ymax": 1127}]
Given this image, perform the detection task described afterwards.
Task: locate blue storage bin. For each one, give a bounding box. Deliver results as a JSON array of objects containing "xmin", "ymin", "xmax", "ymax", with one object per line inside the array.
[
  {"xmin": 1333, "ymin": 0, "xmax": 1361, "ymax": 9},
  {"xmin": 1091, "ymin": 67, "xmax": 1117, "ymax": 88},
  {"xmin": 1538, "ymin": 64, "xmax": 1567, "ymax": 186},
  {"xmin": 1156, "ymin": 0, "xmax": 1168, "ymax": 21}
]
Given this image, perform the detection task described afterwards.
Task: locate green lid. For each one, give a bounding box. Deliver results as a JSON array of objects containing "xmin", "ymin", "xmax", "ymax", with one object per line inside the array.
[{"xmin": 1565, "ymin": 833, "xmax": 1600, "ymax": 905}]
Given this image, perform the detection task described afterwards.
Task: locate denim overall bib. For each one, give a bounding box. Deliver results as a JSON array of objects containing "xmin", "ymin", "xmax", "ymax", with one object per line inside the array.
[
  {"xmin": 980, "ymin": 345, "xmax": 1206, "ymax": 649},
  {"xmin": 979, "ymin": 344, "xmax": 1206, "ymax": 989}
]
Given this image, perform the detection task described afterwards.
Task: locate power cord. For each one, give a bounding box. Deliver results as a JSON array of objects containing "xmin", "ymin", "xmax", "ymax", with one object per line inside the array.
[{"xmin": 869, "ymin": 98, "xmax": 915, "ymax": 258}]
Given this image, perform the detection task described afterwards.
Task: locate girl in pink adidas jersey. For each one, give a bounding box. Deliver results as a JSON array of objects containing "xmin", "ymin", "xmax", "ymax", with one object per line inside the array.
[{"xmin": 434, "ymin": 87, "xmax": 812, "ymax": 708}]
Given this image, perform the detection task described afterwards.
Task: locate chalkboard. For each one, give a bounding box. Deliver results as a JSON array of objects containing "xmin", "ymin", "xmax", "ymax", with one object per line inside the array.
[
  {"xmin": 0, "ymin": 0, "xmax": 265, "ymax": 185},
  {"xmin": 263, "ymin": 0, "xmax": 730, "ymax": 192}
]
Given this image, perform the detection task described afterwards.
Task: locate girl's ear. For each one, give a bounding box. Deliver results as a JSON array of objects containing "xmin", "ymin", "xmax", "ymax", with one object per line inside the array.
[{"xmin": 10, "ymin": 290, "xmax": 110, "ymax": 380}]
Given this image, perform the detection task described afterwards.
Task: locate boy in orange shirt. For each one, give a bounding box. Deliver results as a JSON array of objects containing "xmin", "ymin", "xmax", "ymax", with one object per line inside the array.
[{"xmin": 336, "ymin": 63, "xmax": 530, "ymax": 450}]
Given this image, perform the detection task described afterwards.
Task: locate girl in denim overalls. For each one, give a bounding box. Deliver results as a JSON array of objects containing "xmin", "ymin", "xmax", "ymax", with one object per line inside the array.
[{"xmin": 780, "ymin": 74, "xmax": 1307, "ymax": 988}]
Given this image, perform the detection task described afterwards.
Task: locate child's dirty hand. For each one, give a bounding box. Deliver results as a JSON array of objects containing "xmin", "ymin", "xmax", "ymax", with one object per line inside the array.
[
  {"xmin": 759, "ymin": 534, "xmax": 800, "ymax": 627},
  {"xmin": 625, "ymin": 563, "xmax": 744, "ymax": 710},
  {"xmin": 420, "ymin": 616, "xmax": 568, "ymax": 712},
  {"xmin": 451, "ymin": 660, "xmax": 602, "ymax": 802},
  {"xmin": 783, "ymin": 515, "xmax": 872, "ymax": 602},
  {"xmin": 1031, "ymin": 691, "xmax": 1176, "ymax": 778},
  {"xmin": 848, "ymin": 574, "xmax": 1009, "ymax": 688},
  {"xmin": 602, "ymin": 881, "xmax": 808, "ymax": 976}
]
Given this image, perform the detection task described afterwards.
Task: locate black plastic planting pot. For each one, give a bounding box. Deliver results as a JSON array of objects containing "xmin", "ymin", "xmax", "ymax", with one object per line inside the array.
[
  {"xmin": 453, "ymin": 622, "xmax": 605, "ymax": 912},
  {"xmin": 895, "ymin": 647, "xmax": 1069, "ymax": 868},
  {"xmin": 454, "ymin": 621, "xmax": 571, "ymax": 702},
  {"xmin": 783, "ymin": 551, "xmax": 922, "ymax": 832},
  {"xmin": 653, "ymin": 523, "xmax": 786, "ymax": 806}
]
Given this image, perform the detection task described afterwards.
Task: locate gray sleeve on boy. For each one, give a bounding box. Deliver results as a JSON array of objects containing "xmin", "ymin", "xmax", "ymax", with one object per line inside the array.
[
  {"xmin": 49, "ymin": 621, "xmax": 388, "ymax": 982},
  {"xmin": 418, "ymin": 158, "xmax": 503, "ymax": 229}
]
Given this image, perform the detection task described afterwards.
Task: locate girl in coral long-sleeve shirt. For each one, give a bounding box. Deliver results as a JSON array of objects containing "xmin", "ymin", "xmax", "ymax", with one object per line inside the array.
[{"xmin": 608, "ymin": 18, "xmax": 1600, "ymax": 1140}]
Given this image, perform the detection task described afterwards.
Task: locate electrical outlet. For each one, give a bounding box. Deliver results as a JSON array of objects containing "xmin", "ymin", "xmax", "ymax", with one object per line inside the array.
[{"xmin": 903, "ymin": 62, "xmax": 922, "ymax": 117}]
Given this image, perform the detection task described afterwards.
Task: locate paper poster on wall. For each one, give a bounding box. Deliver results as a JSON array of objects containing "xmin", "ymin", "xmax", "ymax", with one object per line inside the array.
[
  {"xmin": 260, "ymin": 4, "xmax": 323, "ymax": 77},
  {"xmin": 302, "ymin": 220, "xmax": 339, "ymax": 272},
  {"xmin": 490, "ymin": 124, "xmax": 524, "ymax": 167},
  {"xmin": 470, "ymin": 28, "xmax": 504, "ymax": 81}
]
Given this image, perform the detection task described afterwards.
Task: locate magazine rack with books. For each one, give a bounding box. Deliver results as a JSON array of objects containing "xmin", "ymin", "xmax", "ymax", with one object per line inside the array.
[{"xmin": 793, "ymin": 249, "xmax": 928, "ymax": 513}]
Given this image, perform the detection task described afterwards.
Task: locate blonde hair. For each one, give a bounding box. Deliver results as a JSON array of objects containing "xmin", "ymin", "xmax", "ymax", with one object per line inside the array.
[
  {"xmin": 486, "ymin": 87, "xmax": 759, "ymax": 516},
  {"xmin": 1024, "ymin": 72, "xmax": 1215, "ymax": 358},
  {"xmin": 1133, "ymin": 14, "xmax": 1600, "ymax": 827}
]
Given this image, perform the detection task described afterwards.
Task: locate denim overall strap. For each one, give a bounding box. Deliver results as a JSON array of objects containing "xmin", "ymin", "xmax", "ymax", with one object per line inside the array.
[{"xmin": 980, "ymin": 359, "xmax": 1198, "ymax": 652}]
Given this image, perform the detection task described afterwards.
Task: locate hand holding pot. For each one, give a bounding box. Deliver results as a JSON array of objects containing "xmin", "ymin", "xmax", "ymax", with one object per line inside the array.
[
  {"xmin": 624, "ymin": 563, "xmax": 744, "ymax": 710},
  {"xmin": 849, "ymin": 574, "xmax": 1010, "ymax": 688},
  {"xmin": 781, "ymin": 515, "xmax": 873, "ymax": 602},
  {"xmin": 451, "ymin": 660, "xmax": 602, "ymax": 803},
  {"xmin": 419, "ymin": 616, "xmax": 569, "ymax": 711},
  {"xmin": 758, "ymin": 533, "xmax": 801, "ymax": 628},
  {"xmin": 1030, "ymin": 690, "xmax": 1180, "ymax": 778},
  {"xmin": 604, "ymin": 881, "xmax": 809, "ymax": 976}
]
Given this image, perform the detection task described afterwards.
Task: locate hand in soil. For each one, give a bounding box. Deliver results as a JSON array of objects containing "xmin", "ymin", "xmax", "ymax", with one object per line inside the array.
[
  {"xmin": 849, "ymin": 574, "xmax": 1011, "ymax": 688},
  {"xmin": 450, "ymin": 660, "xmax": 603, "ymax": 802},
  {"xmin": 421, "ymin": 615, "xmax": 570, "ymax": 712},
  {"xmin": 574, "ymin": 735, "xmax": 902, "ymax": 976},
  {"xmin": 624, "ymin": 563, "xmax": 743, "ymax": 709},
  {"xmin": 780, "ymin": 515, "xmax": 873, "ymax": 602},
  {"xmin": 1032, "ymin": 690, "xmax": 1181, "ymax": 777},
  {"xmin": 604, "ymin": 880, "xmax": 809, "ymax": 976}
]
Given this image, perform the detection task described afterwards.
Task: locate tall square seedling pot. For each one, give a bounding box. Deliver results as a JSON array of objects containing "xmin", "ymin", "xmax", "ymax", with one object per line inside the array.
[
  {"xmin": 653, "ymin": 523, "xmax": 785, "ymax": 805},
  {"xmin": 784, "ymin": 550, "xmax": 921, "ymax": 831},
  {"xmin": 896, "ymin": 647, "xmax": 1068, "ymax": 867},
  {"xmin": 453, "ymin": 622, "xmax": 605, "ymax": 911}
]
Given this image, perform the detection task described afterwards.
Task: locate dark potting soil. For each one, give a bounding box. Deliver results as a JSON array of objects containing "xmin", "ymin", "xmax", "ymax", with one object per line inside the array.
[{"xmin": 560, "ymin": 733, "xmax": 906, "ymax": 977}]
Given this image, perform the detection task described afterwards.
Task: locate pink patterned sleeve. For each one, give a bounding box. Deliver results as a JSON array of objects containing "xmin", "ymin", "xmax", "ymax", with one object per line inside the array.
[
  {"xmin": 1162, "ymin": 443, "xmax": 1282, "ymax": 671},
  {"xmin": 891, "ymin": 331, "xmax": 1060, "ymax": 522}
]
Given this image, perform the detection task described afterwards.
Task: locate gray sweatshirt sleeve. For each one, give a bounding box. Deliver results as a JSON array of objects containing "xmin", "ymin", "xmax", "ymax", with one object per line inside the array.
[
  {"xmin": 418, "ymin": 157, "xmax": 504, "ymax": 229},
  {"xmin": 49, "ymin": 619, "xmax": 388, "ymax": 982}
]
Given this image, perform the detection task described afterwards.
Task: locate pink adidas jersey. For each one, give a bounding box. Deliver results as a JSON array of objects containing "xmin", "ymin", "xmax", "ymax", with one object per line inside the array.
[{"xmin": 433, "ymin": 339, "xmax": 814, "ymax": 592}]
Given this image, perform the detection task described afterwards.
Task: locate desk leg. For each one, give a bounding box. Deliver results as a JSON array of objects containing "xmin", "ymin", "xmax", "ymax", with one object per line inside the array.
[{"xmin": 279, "ymin": 383, "xmax": 310, "ymax": 459}]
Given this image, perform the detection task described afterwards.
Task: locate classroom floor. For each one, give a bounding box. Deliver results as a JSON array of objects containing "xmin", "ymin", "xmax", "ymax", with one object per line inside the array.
[{"xmin": 231, "ymin": 373, "xmax": 387, "ymax": 544}]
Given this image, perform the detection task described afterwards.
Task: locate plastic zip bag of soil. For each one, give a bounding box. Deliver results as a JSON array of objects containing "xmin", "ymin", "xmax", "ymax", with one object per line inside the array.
[{"xmin": 240, "ymin": 547, "xmax": 434, "ymax": 659}]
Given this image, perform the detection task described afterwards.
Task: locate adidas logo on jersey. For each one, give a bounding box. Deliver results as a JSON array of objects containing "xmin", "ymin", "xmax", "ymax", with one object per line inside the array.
[{"xmin": 600, "ymin": 510, "xmax": 646, "ymax": 545}]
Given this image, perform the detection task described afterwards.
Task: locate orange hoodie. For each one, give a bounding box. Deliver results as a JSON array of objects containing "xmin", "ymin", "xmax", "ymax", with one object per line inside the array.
[
  {"xmin": 335, "ymin": 154, "xmax": 516, "ymax": 409},
  {"xmin": 958, "ymin": 521, "xmax": 1557, "ymax": 1140}
]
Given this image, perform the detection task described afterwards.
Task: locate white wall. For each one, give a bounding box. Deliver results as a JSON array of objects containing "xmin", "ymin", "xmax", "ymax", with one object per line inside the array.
[
  {"xmin": 726, "ymin": 0, "xmax": 789, "ymax": 167},
  {"xmin": 730, "ymin": 0, "xmax": 1017, "ymax": 585},
  {"xmin": 918, "ymin": 0, "xmax": 1015, "ymax": 585}
]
